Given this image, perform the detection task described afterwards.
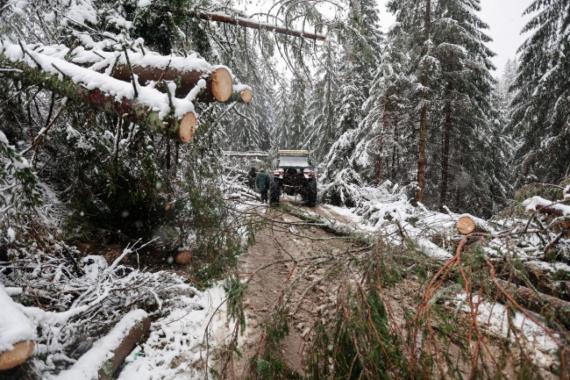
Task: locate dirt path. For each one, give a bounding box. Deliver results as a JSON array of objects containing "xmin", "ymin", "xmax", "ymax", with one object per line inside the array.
[{"xmin": 229, "ymin": 200, "xmax": 364, "ymax": 378}]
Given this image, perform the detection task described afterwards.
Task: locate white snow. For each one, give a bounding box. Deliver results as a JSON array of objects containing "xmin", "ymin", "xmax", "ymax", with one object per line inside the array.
[
  {"xmin": 56, "ymin": 309, "xmax": 148, "ymax": 380},
  {"xmin": 6, "ymin": 227, "xmax": 16, "ymax": 243},
  {"xmin": 523, "ymin": 195, "xmax": 570, "ymax": 216},
  {"xmin": 118, "ymin": 285, "xmax": 229, "ymax": 380},
  {"xmin": 0, "ymin": 283, "xmax": 36, "ymax": 352},
  {"xmin": 451, "ymin": 292, "xmax": 560, "ymax": 368}
]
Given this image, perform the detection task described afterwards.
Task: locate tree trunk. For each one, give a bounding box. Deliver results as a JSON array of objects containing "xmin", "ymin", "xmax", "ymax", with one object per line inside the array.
[
  {"xmin": 391, "ymin": 114, "xmax": 398, "ymax": 179},
  {"xmin": 416, "ymin": 104, "xmax": 428, "ymax": 202},
  {"xmin": 0, "ymin": 53, "xmax": 197, "ymax": 143},
  {"xmin": 111, "ymin": 65, "xmax": 233, "ymax": 102},
  {"xmin": 57, "ymin": 310, "xmax": 150, "ymax": 380},
  {"xmin": 439, "ymin": 95, "xmax": 451, "ymax": 209},
  {"xmin": 415, "ymin": 0, "xmax": 431, "ymax": 203},
  {"xmin": 191, "ymin": 11, "xmax": 326, "ymax": 41},
  {"xmin": 375, "ymin": 93, "xmax": 390, "ymax": 183},
  {"xmin": 494, "ymin": 279, "xmax": 570, "ymax": 330}
]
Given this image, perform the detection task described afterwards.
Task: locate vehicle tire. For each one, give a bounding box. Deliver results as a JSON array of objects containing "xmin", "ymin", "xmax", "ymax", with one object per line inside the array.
[
  {"xmin": 305, "ymin": 179, "xmax": 317, "ymax": 207},
  {"xmin": 270, "ymin": 180, "xmax": 281, "ymax": 205}
]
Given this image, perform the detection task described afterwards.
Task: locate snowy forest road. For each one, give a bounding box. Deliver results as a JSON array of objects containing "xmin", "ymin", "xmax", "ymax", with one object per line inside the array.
[{"xmin": 225, "ymin": 200, "xmax": 372, "ymax": 378}]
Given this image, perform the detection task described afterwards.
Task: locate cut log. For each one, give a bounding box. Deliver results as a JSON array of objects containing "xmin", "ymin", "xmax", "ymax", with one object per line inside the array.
[
  {"xmin": 57, "ymin": 309, "xmax": 150, "ymax": 380},
  {"xmin": 456, "ymin": 215, "xmax": 476, "ymax": 235},
  {"xmin": 455, "ymin": 214, "xmax": 492, "ymax": 235},
  {"xmin": 174, "ymin": 250, "xmax": 192, "ymax": 265},
  {"xmin": 0, "ymin": 285, "xmax": 35, "ymax": 371},
  {"xmin": 178, "ymin": 112, "xmax": 197, "ymax": 143},
  {"xmin": 111, "ymin": 65, "xmax": 233, "ymax": 101},
  {"xmin": 0, "ymin": 49, "xmax": 194, "ymax": 143},
  {"xmin": 192, "ymin": 11, "xmax": 327, "ymax": 41},
  {"xmin": 495, "ymin": 279, "xmax": 570, "ymax": 330},
  {"xmin": 0, "ymin": 341, "xmax": 34, "ymax": 371},
  {"xmin": 239, "ymin": 88, "xmax": 253, "ymax": 103},
  {"xmin": 229, "ymin": 86, "xmax": 253, "ymax": 104}
]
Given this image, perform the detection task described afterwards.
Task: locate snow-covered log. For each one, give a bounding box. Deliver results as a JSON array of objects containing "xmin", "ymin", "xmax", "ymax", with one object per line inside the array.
[
  {"xmin": 455, "ymin": 214, "xmax": 493, "ymax": 235},
  {"xmin": 495, "ymin": 279, "xmax": 570, "ymax": 330},
  {"xmin": 57, "ymin": 309, "xmax": 150, "ymax": 380},
  {"xmin": 111, "ymin": 65, "xmax": 233, "ymax": 101},
  {"xmin": 0, "ymin": 285, "xmax": 35, "ymax": 371},
  {"xmin": 0, "ymin": 43, "xmax": 198, "ymax": 143},
  {"xmin": 28, "ymin": 44, "xmax": 250, "ymax": 103},
  {"xmin": 192, "ymin": 11, "xmax": 327, "ymax": 41},
  {"xmin": 231, "ymin": 84, "xmax": 253, "ymax": 104}
]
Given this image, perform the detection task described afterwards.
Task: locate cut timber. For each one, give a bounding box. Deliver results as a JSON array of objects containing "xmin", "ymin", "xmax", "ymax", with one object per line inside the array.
[
  {"xmin": 0, "ymin": 285, "xmax": 35, "ymax": 371},
  {"xmin": 174, "ymin": 250, "xmax": 192, "ymax": 265},
  {"xmin": 111, "ymin": 65, "xmax": 233, "ymax": 101},
  {"xmin": 240, "ymin": 88, "xmax": 253, "ymax": 103},
  {"xmin": 0, "ymin": 51, "xmax": 194, "ymax": 143},
  {"xmin": 456, "ymin": 216, "xmax": 477, "ymax": 235},
  {"xmin": 0, "ymin": 341, "xmax": 34, "ymax": 371},
  {"xmin": 57, "ymin": 310, "xmax": 150, "ymax": 380},
  {"xmin": 192, "ymin": 11, "xmax": 327, "ymax": 41},
  {"xmin": 495, "ymin": 279, "xmax": 570, "ymax": 330},
  {"xmin": 178, "ymin": 113, "xmax": 197, "ymax": 143}
]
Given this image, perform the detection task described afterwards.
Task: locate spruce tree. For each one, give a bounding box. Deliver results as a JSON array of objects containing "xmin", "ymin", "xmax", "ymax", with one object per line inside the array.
[{"xmin": 511, "ymin": 0, "xmax": 570, "ymax": 184}]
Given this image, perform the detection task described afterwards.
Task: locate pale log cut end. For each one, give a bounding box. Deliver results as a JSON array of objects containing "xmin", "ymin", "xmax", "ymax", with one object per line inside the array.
[
  {"xmin": 240, "ymin": 88, "xmax": 253, "ymax": 104},
  {"xmin": 456, "ymin": 216, "xmax": 476, "ymax": 235},
  {"xmin": 210, "ymin": 67, "xmax": 233, "ymax": 102},
  {"xmin": 0, "ymin": 341, "xmax": 35, "ymax": 371},
  {"xmin": 179, "ymin": 112, "xmax": 197, "ymax": 143},
  {"xmin": 174, "ymin": 250, "xmax": 192, "ymax": 265}
]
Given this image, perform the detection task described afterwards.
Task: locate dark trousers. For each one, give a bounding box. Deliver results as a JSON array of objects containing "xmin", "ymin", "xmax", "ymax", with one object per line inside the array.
[{"xmin": 260, "ymin": 190, "xmax": 268, "ymax": 203}]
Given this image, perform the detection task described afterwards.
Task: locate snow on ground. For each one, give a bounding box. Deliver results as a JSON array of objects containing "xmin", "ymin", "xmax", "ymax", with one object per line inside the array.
[
  {"xmin": 0, "ymin": 284, "xmax": 35, "ymax": 352},
  {"xmin": 118, "ymin": 285, "xmax": 230, "ymax": 380},
  {"xmin": 450, "ymin": 293, "xmax": 560, "ymax": 369},
  {"xmin": 57, "ymin": 309, "xmax": 149, "ymax": 380}
]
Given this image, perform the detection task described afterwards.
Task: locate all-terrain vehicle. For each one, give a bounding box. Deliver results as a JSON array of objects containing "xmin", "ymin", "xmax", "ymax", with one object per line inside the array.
[{"xmin": 271, "ymin": 150, "xmax": 317, "ymax": 207}]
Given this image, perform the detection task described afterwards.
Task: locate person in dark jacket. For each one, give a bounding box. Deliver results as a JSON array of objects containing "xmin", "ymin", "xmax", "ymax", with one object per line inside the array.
[
  {"xmin": 256, "ymin": 168, "xmax": 271, "ymax": 203},
  {"xmin": 247, "ymin": 167, "xmax": 257, "ymax": 189}
]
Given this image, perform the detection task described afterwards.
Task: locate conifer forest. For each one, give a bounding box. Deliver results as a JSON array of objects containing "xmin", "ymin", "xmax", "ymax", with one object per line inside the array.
[{"xmin": 0, "ymin": 0, "xmax": 569, "ymax": 379}]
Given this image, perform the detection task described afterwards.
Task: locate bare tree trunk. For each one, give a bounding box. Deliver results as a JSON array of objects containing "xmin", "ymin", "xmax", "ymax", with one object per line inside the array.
[
  {"xmin": 417, "ymin": 105, "xmax": 428, "ymax": 202},
  {"xmin": 415, "ymin": 0, "xmax": 431, "ymax": 203},
  {"xmin": 1, "ymin": 53, "xmax": 197, "ymax": 142},
  {"xmin": 439, "ymin": 94, "xmax": 451, "ymax": 209},
  {"xmin": 391, "ymin": 114, "xmax": 398, "ymax": 179},
  {"xmin": 191, "ymin": 11, "xmax": 326, "ymax": 41},
  {"xmin": 375, "ymin": 94, "xmax": 390, "ymax": 183}
]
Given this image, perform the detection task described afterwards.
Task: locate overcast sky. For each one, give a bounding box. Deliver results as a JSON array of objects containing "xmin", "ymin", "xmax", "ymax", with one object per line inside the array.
[{"xmin": 377, "ymin": 0, "xmax": 533, "ymax": 77}]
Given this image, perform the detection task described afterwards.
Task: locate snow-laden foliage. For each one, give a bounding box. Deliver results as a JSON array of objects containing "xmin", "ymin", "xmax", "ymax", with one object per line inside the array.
[{"xmin": 511, "ymin": 0, "xmax": 570, "ymax": 185}]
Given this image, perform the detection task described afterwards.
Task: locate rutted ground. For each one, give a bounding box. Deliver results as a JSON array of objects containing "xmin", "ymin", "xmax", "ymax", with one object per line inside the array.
[
  {"xmin": 216, "ymin": 196, "xmax": 566, "ymax": 379},
  {"xmin": 228, "ymin": 200, "xmax": 368, "ymax": 378}
]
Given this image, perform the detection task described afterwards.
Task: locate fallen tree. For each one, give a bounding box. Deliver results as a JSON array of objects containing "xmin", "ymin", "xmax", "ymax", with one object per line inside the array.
[
  {"xmin": 56, "ymin": 309, "xmax": 150, "ymax": 380},
  {"xmin": 29, "ymin": 45, "xmax": 249, "ymax": 103},
  {"xmin": 0, "ymin": 42, "xmax": 198, "ymax": 142},
  {"xmin": 0, "ymin": 285, "xmax": 35, "ymax": 371},
  {"xmin": 494, "ymin": 279, "xmax": 570, "ymax": 330},
  {"xmin": 191, "ymin": 11, "xmax": 327, "ymax": 41}
]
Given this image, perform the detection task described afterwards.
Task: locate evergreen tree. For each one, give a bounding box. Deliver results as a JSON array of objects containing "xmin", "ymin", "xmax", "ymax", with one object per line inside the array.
[
  {"xmin": 304, "ymin": 40, "xmax": 341, "ymax": 161},
  {"xmin": 511, "ymin": 0, "xmax": 570, "ymax": 184},
  {"xmin": 320, "ymin": 0, "xmax": 383, "ymax": 205}
]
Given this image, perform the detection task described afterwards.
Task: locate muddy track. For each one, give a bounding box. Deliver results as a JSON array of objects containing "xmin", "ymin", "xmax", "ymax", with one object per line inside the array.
[{"xmin": 229, "ymin": 200, "xmax": 366, "ymax": 379}]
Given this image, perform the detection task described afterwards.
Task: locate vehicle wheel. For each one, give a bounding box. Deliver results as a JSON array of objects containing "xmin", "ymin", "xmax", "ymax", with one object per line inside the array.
[
  {"xmin": 270, "ymin": 181, "xmax": 281, "ymax": 205},
  {"xmin": 304, "ymin": 179, "xmax": 317, "ymax": 207}
]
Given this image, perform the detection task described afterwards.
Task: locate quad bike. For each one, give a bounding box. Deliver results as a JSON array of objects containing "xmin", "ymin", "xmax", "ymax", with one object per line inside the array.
[{"xmin": 270, "ymin": 150, "xmax": 317, "ymax": 207}]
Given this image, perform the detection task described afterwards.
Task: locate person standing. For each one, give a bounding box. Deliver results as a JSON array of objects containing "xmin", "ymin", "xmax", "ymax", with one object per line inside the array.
[
  {"xmin": 255, "ymin": 168, "xmax": 270, "ymax": 203},
  {"xmin": 247, "ymin": 167, "xmax": 257, "ymax": 189}
]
